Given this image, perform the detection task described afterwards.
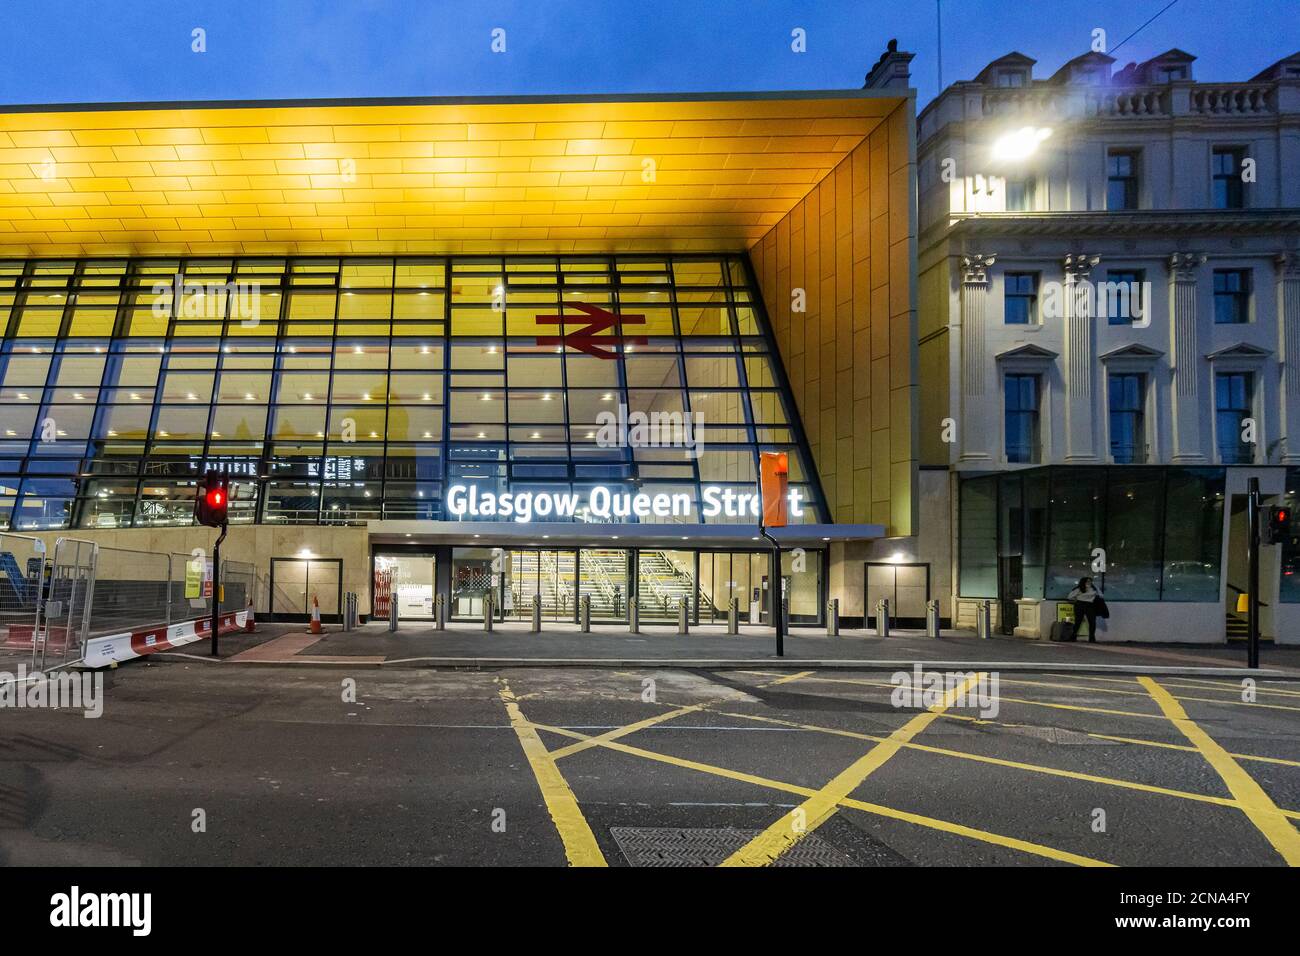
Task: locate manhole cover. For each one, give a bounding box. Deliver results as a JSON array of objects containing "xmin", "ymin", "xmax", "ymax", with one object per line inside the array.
[
  {"xmin": 610, "ymin": 826, "xmax": 853, "ymax": 867},
  {"xmin": 1002, "ymin": 725, "xmax": 1105, "ymax": 745}
]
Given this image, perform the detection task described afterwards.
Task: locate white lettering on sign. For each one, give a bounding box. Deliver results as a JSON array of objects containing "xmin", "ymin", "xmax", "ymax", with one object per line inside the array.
[{"xmin": 446, "ymin": 484, "xmax": 805, "ymax": 523}]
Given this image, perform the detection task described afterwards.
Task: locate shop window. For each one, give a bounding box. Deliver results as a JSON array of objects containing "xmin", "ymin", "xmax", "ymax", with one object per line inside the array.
[
  {"xmin": 1279, "ymin": 472, "xmax": 1300, "ymax": 603},
  {"xmin": 958, "ymin": 475, "xmax": 998, "ymax": 598},
  {"xmin": 1045, "ymin": 468, "xmax": 1105, "ymax": 598},
  {"xmin": 1102, "ymin": 468, "xmax": 1164, "ymax": 600},
  {"xmin": 1160, "ymin": 468, "xmax": 1225, "ymax": 601}
]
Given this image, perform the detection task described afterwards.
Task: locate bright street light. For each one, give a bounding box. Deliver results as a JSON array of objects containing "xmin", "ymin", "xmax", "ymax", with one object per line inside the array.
[{"xmin": 992, "ymin": 125, "xmax": 1053, "ymax": 161}]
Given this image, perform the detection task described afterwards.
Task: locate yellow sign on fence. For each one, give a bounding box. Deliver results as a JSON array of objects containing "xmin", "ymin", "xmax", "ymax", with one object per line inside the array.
[{"xmin": 185, "ymin": 559, "xmax": 203, "ymax": 598}]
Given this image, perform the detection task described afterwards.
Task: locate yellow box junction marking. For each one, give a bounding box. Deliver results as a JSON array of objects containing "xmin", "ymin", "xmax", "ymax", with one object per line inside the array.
[
  {"xmin": 1139, "ymin": 677, "xmax": 1300, "ymax": 867},
  {"xmin": 497, "ymin": 680, "xmax": 606, "ymax": 868},
  {"xmin": 531, "ymin": 719, "xmax": 1111, "ymax": 867},
  {"xmin": 711, "ymin": 708, "xmax": 1300, "ymax": 821},
  {"xmin": 719, "ymin": 672, "xmax": 986, "ymax": 867},
  {"xmin": 548, "ymin": 670, "xmax": 814, "ymax": 761}
]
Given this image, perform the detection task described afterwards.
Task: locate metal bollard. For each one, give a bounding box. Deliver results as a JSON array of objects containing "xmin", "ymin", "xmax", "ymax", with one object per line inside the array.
[
  {"xmin": 677, "ymin": 597, "xmax": 689, "ymax": 635},
  {"xmin": 827, "ymin": 598, "xmax": 839, "ymax": 637},
  {"xmin": 976, "ymin": 600, "xmax": 992, "ymax": 639},
  {"xmin": 875, "ymin": 598, "xmax": 890, "ymax": 638},
  {"xmin": 483, "ymin": 592, "xmax": 495, "ymax": 633},
  {"xmin": 531, "ymin": 593, "xmax": 542, "ymax": 633},
  {"xmin": 434, "ymin": 594, "xmax": 446, "ymax": 631},
  {"xmin": 388, "ymin": 594, "xmax": 399, "ymax": 632},
  {"xmin": 727, "ymin": 596, "xmax": 739, "ymax": 635},
  {"xmin": 580, "ymin": 594, "xmax": 591, "ymax": 633},
  {"xmin": 629, "ymin": 598, "xmax": 640, "ymax": 634},
  {"xmin": 926, "ymin": 599, "xmax": 941, "ymax": 638}
]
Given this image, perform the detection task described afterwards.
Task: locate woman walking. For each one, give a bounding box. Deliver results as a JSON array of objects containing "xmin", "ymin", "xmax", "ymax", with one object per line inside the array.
[{"xmin": 1067, "ymin": 577, "xmax": 1103, "ymax": 642}]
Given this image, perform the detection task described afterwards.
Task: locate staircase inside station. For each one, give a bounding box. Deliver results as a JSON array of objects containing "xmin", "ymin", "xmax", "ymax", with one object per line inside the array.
[{"xmin": 503, "ymin": 549, "xmax": 716, "ymax": 623}]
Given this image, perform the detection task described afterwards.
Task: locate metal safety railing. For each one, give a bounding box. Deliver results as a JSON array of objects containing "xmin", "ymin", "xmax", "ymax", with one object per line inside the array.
[
  {"xmin": 36, "ymin": 537, "xmax": 97, "ymax": 669},
  {"xmin": 21, "ymin": 538, "xmax": 265, "ymax": 669},
  {"xmin": 0, "ymin": 532, "xmax": 46, "ymax": 659},
  {"xmin": 85, "ymin": 545, "xmax": 173, "ymax": 640}
]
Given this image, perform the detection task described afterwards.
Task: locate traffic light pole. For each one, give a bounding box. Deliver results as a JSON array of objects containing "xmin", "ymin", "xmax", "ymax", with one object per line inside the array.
[
  {"xmin": 1247, "ymin": 476, "xmax": 1260, "ymax": 670},
  {"xmin": 210, "ymin": 522, "xmax": 227, "ymax": 657},
  {"xmin": 760, "ymin": 527, "xmax": 784, "ymax": 658}
]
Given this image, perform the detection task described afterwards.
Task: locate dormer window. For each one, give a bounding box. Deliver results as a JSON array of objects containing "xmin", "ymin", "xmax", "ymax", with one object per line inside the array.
[
  {"xmin": 1155, "ymin": 66, "xmax": 1187, "ymax": 83},
  {"xmin": 996, "ymin": 70, "xmax": 1026, "ymax": 88}
]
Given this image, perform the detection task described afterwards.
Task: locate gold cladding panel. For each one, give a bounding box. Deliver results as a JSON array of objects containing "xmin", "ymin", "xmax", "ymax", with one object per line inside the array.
[{"xmin": 0, "ymin": 95, "xmax": 897, "ymax": 256}]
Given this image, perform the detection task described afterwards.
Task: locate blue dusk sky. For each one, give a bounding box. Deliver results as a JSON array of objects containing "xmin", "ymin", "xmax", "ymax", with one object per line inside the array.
[{"xmin": 0, "ymin": 0, "xmax": 1296, "ymax": 109}]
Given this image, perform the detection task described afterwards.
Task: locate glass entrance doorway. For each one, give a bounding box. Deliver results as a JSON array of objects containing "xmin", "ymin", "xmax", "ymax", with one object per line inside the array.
[
  {"xmin": 636, "ymin": 549, "xmax": 701, "ymax": 622},
  {"xmin": 450, "ymin": 547, "xmax": 495, "ymax": 619},
  {"xmin": 503, "ymin": 550, "xmax": 576, "ymax": 622},
  {"xmin": 580, "ymin": 549, "xmax": 630, "ymax": 622},
  {"xmin": 698, "ymin": 552, "xmax": 765, "ymax": 624},
  {"xmin": 374, "ymin": 553, "xmax": 436, "ymax": 621}
]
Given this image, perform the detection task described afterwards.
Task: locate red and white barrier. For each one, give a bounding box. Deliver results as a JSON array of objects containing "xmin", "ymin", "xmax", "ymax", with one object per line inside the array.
[{"xmin": 82, "ymin": 611, "xmax": 247, "ymax": 669}]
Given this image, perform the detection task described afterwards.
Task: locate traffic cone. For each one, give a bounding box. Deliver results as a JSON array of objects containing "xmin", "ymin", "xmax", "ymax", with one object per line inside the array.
[
  {"xmin": 244, "ymin": 598, "xmax": 256, "ymax": 633},
  {"xmin": 309, "ymin": 593, "xmax": 322, "ymax": 634}
]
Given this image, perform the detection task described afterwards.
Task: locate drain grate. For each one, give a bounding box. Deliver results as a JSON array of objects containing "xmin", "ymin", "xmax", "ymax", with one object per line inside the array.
[{"xmin": 611, "ymin": 826, "xmax": 853, "ymax": 867}]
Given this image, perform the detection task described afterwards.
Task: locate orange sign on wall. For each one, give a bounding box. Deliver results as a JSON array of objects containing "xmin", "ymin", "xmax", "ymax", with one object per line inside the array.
[{"xmin": 759, "ymin": 452, "xmax": 789, "ymax": 528}]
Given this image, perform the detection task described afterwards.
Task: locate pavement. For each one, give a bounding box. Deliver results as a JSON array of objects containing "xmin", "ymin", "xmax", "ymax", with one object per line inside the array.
[
  {"xmin": 130, "ymin": 619, "xmax": 1300, "ymax": 677},
  {"xmin": 1, "ymin": 662, "xmax": 1298, "ymax": 866}
]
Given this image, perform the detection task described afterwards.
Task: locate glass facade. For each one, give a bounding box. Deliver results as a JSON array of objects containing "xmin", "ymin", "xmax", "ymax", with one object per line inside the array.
[
  {"xmin": 441, "ymin": 544, "xmax": 824, "ymax": 625},
  {"xmin": 959, "ymin": 466, "xmax": 1226, "ymax": 602},
  {"xmin": 0, "ymin": 255, "xmax": 824, "ymax": 531}
]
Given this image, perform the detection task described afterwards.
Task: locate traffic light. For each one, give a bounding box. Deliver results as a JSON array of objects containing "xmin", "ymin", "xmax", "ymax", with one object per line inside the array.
[
  {"xmin": 194, "ymin": 472, "xmax": 229, "ymax": 528},
  {"xmin": 1263, "ymin": 505, "xmax": 1292, "ymax": 546}
]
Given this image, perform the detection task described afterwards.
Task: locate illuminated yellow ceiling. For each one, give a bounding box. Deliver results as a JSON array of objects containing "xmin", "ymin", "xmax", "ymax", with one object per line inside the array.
[{"xmin": 0, "ymin": 93, "xmax": 899, "ymax": 257}]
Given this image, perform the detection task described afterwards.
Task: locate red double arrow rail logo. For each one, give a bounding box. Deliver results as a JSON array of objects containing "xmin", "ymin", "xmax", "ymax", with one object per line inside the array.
[{"xmin": 535, "ymin": 302, "xmax": 647, "ymax": 359}]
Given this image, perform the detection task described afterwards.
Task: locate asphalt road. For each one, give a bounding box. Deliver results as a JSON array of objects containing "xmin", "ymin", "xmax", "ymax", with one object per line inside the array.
[{"xmin": 2, "ymin": 661, "xmax": 1299, "ymax": 866}]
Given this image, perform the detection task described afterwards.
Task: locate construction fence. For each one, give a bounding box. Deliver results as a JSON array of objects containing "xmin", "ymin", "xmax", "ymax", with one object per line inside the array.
[{"xmin": 0, "ymin": 533, "xmax": 266, "ymax": 668}]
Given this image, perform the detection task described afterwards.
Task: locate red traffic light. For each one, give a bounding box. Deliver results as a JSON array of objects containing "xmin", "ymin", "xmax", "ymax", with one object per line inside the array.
[
  {"xmin": 194, "ymin": 473, "xmax": 230, "ymax": 528},
  {"xmin": 1264, "ymin": 505, "xmax": 1293, "ymax": 545}
]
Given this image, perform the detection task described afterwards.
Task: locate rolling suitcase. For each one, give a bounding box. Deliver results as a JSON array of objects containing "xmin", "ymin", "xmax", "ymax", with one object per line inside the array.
[{"xmin": 1049, "ymin": 620, "xmax": 1076, "ymax": 642}]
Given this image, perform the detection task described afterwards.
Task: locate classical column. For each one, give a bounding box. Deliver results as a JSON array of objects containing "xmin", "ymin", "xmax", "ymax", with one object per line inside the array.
[
  {"xmin": 1063, "ymin": 253, "xmax": 1100, "ymax": 462},
  {"xmin": 1277, "ymin": 252, "xmax": 1300, "ymax": 463},
  {"xmin": 959, "ymin": 253, "xmax": 995, "ymax": 462},
  {"xmin": 1169, "ymin": 252, "xmax": 1207, "ymax": 463}
]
